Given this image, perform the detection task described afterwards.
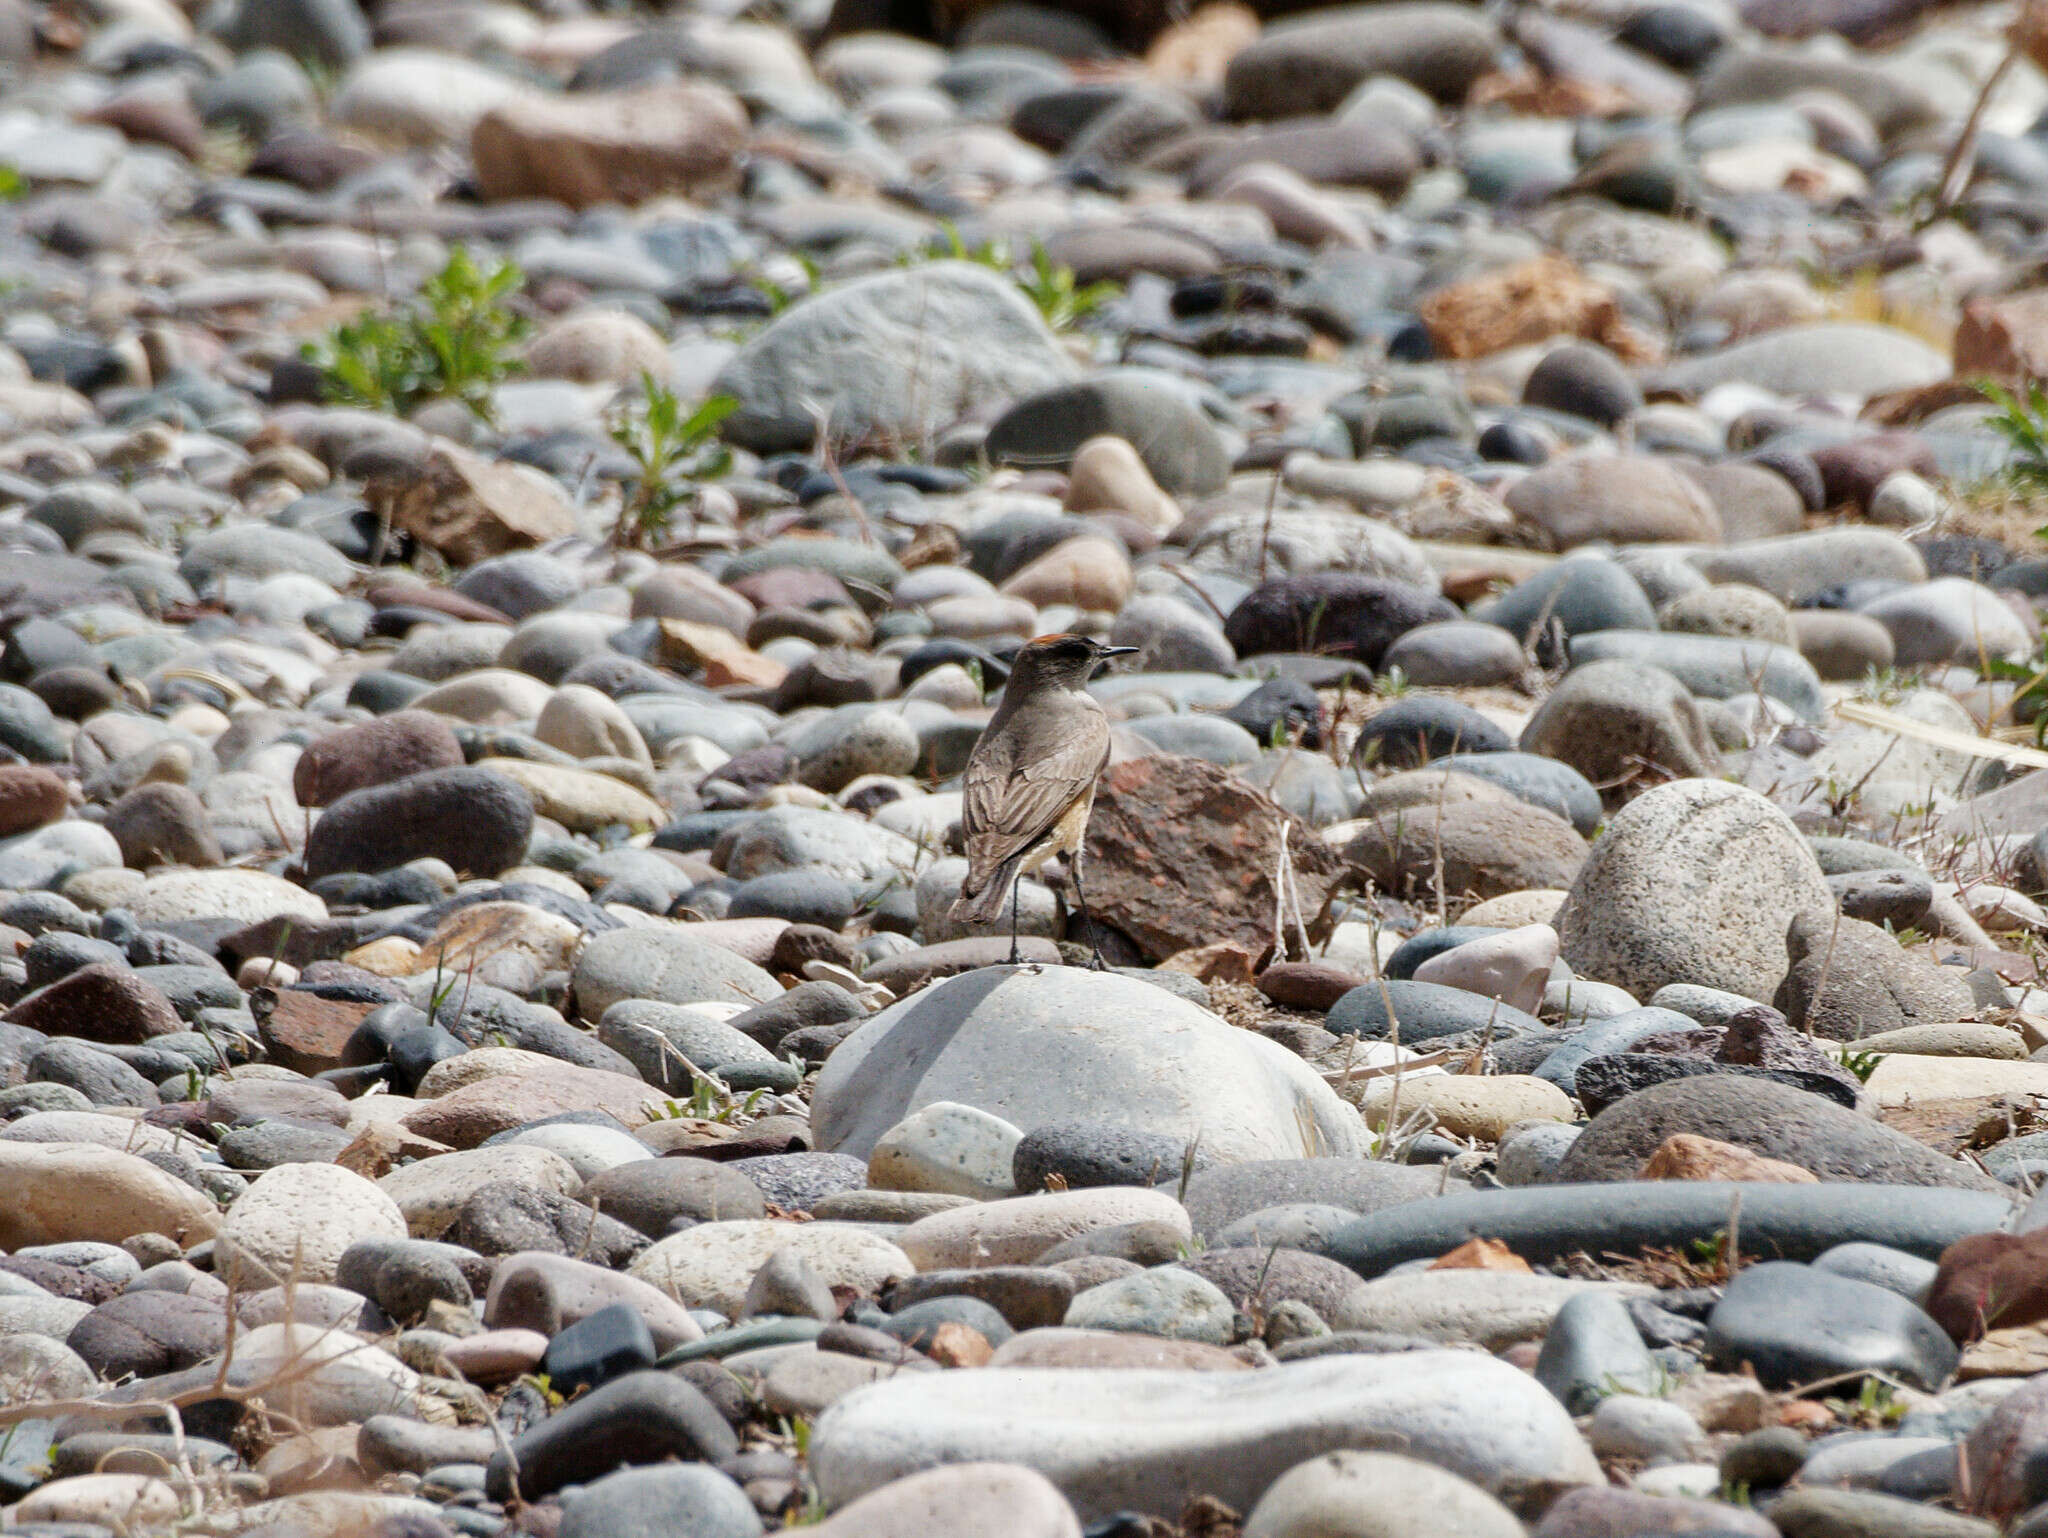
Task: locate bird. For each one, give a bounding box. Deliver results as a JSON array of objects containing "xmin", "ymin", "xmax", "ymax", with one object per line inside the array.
[{"xmin": 950, "ymin": 633, "xmax": 1137, "ymax": 967}]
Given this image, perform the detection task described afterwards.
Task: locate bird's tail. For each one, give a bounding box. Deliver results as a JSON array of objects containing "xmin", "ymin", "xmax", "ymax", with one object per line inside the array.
[{"xmin": 950, "ymin": 855, "xmax": 1022, "ymax": 924}]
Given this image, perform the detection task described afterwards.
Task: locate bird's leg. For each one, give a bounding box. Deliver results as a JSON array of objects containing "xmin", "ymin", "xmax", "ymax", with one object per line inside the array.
[
  {"xmin": 1006, "ymin": 867, "xmax": 1024, "ymax": 967},
  {"xmin": 1070, "ymin": 848, "xmax": 1107, "ymax": 971}
]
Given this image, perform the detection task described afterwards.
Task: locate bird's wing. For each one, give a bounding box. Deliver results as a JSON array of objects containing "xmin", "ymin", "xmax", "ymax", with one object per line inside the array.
[{"xmin": 960, "ymin": 720, "xmax": 1110, "ymax": 882}]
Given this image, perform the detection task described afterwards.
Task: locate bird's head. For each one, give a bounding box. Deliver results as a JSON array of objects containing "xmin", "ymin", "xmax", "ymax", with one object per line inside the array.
[{"xmin": 1007, "ymin": 633, "xmax": 1138, "ymax": 690}]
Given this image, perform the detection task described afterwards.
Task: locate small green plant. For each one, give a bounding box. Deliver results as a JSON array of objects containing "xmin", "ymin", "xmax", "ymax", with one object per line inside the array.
[
  {"xmin": 1982, "ymin": 378, "xmax": 2048, "ymax": 492},
  {"xmin": 1857, "ymin": 664, "xmax": 1914, "ymax": 707},
  {"xmin": 607, "ymin": 372, "xmax": 737, "ymax": 549},
  {"xmin": 1373, "ymin": 666, "xmax": 1413, "ymax": 698},
  {"xmin": 0, "ymin": 166, "xmax": 23, "ymax": 201},
  {"xmin": 1823, "ymin": 1377, "xmax": 1909, "ymax": 1428},
  {"xmin": 644, "ymin": 1074, "xmax": 768, "ymax": 1125},
  {"xmin": 304, "ymin": 246, "xmax": 528, "ymax": 421},
  {"xmin": 1018, "ymin": 242, "xmax": 1117, "ymax": 331},
  {"xmin": 1840, "ymin": 1048, "xmax": 1884, "ymax": 1083},
  {"xmin": 1718, "ymin": 1478, "xmax": 1753, "ymax": 1508},
  {"xmin": 1689, "ymin": 1229, "xmax": 1729, "ymax": 1271}
]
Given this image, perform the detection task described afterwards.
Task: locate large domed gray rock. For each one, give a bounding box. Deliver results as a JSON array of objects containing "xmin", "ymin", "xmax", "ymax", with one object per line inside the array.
[
  {"xmin": 1522, "ymin": 342, "xmax": 1643, "ymax": 427},
  {"xmin": 1519, "ymin": 660, "xmax": 1719, "ymax": 788},
  {"xmin": 1556, "ymin": 779, "xmax": 1833, "ymax": 1002},
  {"xmin": 573, "ymin": 926, "xmax": 780, "ymax": 1015},
  {"xmin": 303, "ymin": 765, "xmax": 534, "ymax": 880},
  {"xmin": 713, "ymin": 262, "xmax": 1075, "ymax": 454},
  {"xmin": 1551, "ymin": 1074, "xmax": 2002, "ymax": 1190},
  {"xmin": 812, "ymin": 967, "xmax": 1365, "ymax": 1166}
]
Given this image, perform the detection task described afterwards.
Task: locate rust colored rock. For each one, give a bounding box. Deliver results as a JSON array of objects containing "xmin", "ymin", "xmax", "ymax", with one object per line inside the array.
[
  {"xmin": 471, "ymin": 83, "xmax": 747, "ymax": 209},
  {"xmin": 1343, "ymin": 800, "xmax": 1589, "ymax": 903},
  {"xmin": 0, "ymin": 765, "xmax": 66, "ymax": 837},
  {"xmin": 1954, "ymin": 289, "xmax": 2048, "ymax": 381},
  {"xmin": 334, "ymin": 1121, "xmax": 454, "ymax": 1180},
  {"xmin": 1429, "ymin": 1238, "xmax": 1531, "ymax": 1272},
  {"xmin": 255, "ymin": 988, "xmax": 377, "ymax": 1076},
  {"xmin": 1082, "ymin": 755, "xmax": 1343, "ymax": 965},
  {"xmin": 1420, "ymin": 256, "xmax": 1659, "ymax": 362},
  {"xmin": 5, "ymin": 962, "xmax": 182, "ymax": 1045},
  {"xmin": 1257, "ymin": 961, "xmax": 1370, "ymax": 1012},
  {"xmin": 372, "ymin": 444, "xmax": 577, "ymax": 568},
  {"xmin": 294, "ymin": 711, "xmax": 465, "ymax": 807},
  {"xmin": 1928, "ymin": 1228, "xmax": 2048, "ymax": 1344},
  {"xmin": 1638, "ymin": 1133, "xmax": 1819, "ymax": 1184}
]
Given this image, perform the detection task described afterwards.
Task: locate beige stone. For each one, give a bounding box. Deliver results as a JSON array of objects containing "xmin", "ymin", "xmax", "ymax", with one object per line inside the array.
[
  {"xmin": 628, "ymin": 1220, "xmax": 912, "ymax": 1318},
  {"xmin": 476, "ymin": 756, "xmax": 664, "ymax": 833},
  {"xmin": 896, "ymin": 1187, "xmax": 1192, "ymax": 1270},
  {"xmin": 997, "ymin": 536, "xmax": 1134, "ymax": 612},
  {"xmin": 1353, "ymin": 1073, "xmax": 1572, "ymax": 1142},
  {"xmin": 378, "ymin": 1144, "xmax": 582, "ymax": 1238},
  {"xmin": 218, "ymin": 1162, "xmax": 408, "ymax": 1288},
  {"xmin": 0, "ymin": 1140, "xmax": 218, "ymax": 1250},
  {"xmin": 376, "ymin": 444, "xmax": 577, "ymax": 568}
]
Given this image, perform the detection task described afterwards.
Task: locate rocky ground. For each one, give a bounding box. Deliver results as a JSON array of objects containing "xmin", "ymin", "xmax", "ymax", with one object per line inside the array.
[{"xmin": 10, "ymin": 0, "xmax": 2048, "ymax": 1535}]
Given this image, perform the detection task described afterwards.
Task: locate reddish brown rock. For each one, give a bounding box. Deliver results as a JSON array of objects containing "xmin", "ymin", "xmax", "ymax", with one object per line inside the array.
[
  {"xmin": 293, "ymin": 712, "xmax": 465, "ymax": 808},
  {"xmin": 1809, "ymin": 431, "xmax": 1938, "ymax": 511},
  {"xmin": 254, "ymin": 989, "xmax": 378, "ymax": 1076},
  {"xmin": 1084, "ymin": 755, "xmax": 1344, "ymax": 965},
  {"xmin": 1928, "ymin": 1228, "xmax": 2048, "ymax": 1343},
  {"xmin": 5, "ymin": 963, "xmax": 182, "ymax": 1044},
  {"xmin": 471, "ymin": 83, "xmax": 747, "ymax": 209},
  {"xmin": 1639, "ymin": 1133, "xmax": 1819, "ymax": 1184},
  {"xmin": 1257, "ymin": 961, "xmax": 1371, "ymax": 1011},
  {"xmin": 0, "ymin": 766, "xmax": 67, "ymax": 837},
  {"xmin": 1954, "ymin": 289, "xmax": 2048, "ymax": 381}
]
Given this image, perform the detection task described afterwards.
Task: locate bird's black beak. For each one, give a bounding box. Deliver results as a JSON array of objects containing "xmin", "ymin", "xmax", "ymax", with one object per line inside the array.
[{"xmin": 1097, "ymin": 646, "xmax": 1139, "ymax": 658}]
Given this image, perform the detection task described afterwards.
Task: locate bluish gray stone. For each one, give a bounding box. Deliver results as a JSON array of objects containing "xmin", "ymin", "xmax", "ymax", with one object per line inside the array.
[
  {"xmin": 1567, "ymin": 630, "xmax": 1827, "ymax": 722},
  {"xmin": 1432, "ymin": 751, "xmax": 1603, "ymax": 834},
  {"xmin": 1533, "ymin": 1007, "xmax": 1698, "ymax": 1092},
  {"xmin": 1535, "ymin": 1289, "xmax": 1661, "ymax": 1414},
  {"xmin": 1471, "ymin": 557, "xmax": 1657, "ymax": 643},
  {"xmin": 1705, "ymin": 1261, "xmax": 1957, "ymax": 1391},
  {"xmin": 558, "ymin": 1463, "xmax": 762, "ymax": 1538}
]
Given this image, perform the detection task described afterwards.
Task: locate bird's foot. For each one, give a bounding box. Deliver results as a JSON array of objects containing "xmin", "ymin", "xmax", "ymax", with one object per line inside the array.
[{"xmin": 1085, "ymin": 949, "xmax": 1109, "ymax": 972}]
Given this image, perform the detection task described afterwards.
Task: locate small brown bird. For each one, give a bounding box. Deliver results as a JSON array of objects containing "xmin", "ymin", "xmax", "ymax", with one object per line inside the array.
[{"xmin": 951, "ymin": 633, "xmax": 1137, "ymax": 966}]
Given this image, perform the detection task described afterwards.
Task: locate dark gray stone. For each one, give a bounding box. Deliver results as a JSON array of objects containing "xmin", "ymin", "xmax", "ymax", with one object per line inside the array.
[
  {"xmin": 1324, "ymin": 1182, "xmax": 2014, "ymax": 1278},
  {"xmin": 303, "ymin": 766, "xmax": 534, "ymax": 880},
  {"xmin": 1535, "ymin": 1289, "xmax": 1661, "ymax": 1414},
  {"xmin": 486, "ymin": 1371, "xmax": 739, "ymax": 1501},
  {"xmin": 1013, "ymin": 1121, "xmax": 1202, "ymax": 1193},
  {"xmin": 1181, "ymin": 1158, "xmax": 1459, "ymax": 1238},
  {"xmin": 1553, "ymin": 1075, "xmax": 2001, "ymax": 1189},
  {"xmin": 1325, "ymin": 979, "xmax": 1546, "ymax": 1042},
  {"xmin": 986, "ymin": 371, "xmax": 1230, "ymax": 496},
  {"xmin": 1351, "ymin": 697, "xmax": 1510, "ymax": 769},
  {"xmin": 1706, "ymin": 1261, "xmax": 1957, "ymax": 1391}
]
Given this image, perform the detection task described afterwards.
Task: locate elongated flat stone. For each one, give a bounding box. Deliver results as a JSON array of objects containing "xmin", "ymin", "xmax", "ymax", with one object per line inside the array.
[
  {"xmin": 811, "ymin": 1351, "xmax": 1598, "ymax": 1522},
  {"xmin": 1324, "ymin": 1183, "xmax": 2015, "ymax": 1278}
]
